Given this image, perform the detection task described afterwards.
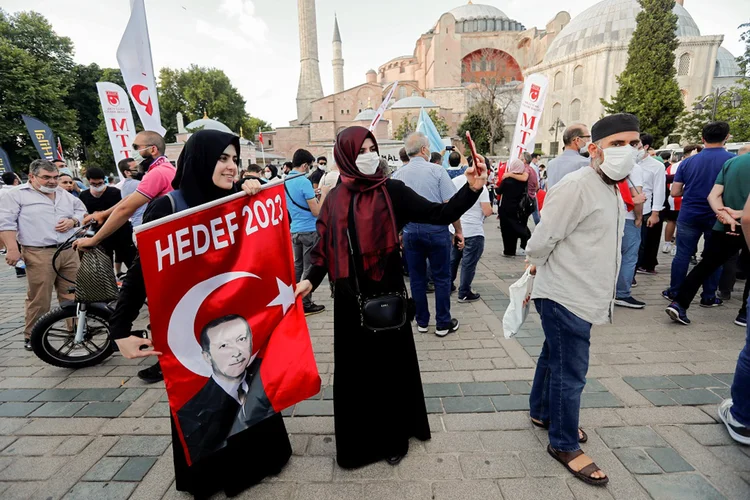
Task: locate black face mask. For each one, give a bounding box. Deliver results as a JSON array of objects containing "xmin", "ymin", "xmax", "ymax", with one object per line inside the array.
[
  {"xmin": 140, "ymin": 157, "xmax": 155, "ymax": 171},
  {"xmin": 132, "ymin": 171, "xmax": 145, "ymax": 181}
]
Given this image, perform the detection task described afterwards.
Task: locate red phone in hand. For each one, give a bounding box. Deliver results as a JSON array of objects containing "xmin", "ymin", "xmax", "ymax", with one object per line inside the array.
[{"xmin": 465, "ymin": 131, "xmax": 483, "ymax": 176}]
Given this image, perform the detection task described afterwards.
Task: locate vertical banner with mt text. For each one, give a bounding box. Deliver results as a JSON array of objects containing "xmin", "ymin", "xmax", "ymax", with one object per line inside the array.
[
  {"xmin": 97, "ymin": 82, "xmax": 137, "ymax": 179},
  {"xmin": 134, "ymin": 183, "xmax": 320, "ymax": 466},
  {"xmin": 117, "ymin": 0, "xmax": 165, "ymax": 135},
  {"xmin": 22, "ymin": 115, "xmax": 60, "ymax": 161},
  {"xmin": 509, "ymin": 73, "xmax": 549, "ymax": 160}
]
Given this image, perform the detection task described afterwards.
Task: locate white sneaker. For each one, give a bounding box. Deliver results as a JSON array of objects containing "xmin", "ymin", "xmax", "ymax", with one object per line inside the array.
[
  {"xmin": 661, "ymin": 242, "xmax": 672, "ymax": 254},
  {"xmin": 417, "ymin": 325, "xmax": 429, "ymax": 334},
  {"xmin": 517, "ymin": 248, "xmax": 526, "ymax": 256},
  {"xmin": 718, "ymin": 399, "xmax": 750, "ymax": 445},
  {"xmin": 670, "ymin": 245, "xmax": 677, "ymax": 257}
]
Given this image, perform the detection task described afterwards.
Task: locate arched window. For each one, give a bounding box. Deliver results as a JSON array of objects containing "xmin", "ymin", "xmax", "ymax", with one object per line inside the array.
[
  {"xmin": 398, "ymin": 86, "xmax": 407, "ymax": 100},
  {"xmin": 678, "ymin": 53, "xmax": 691, "ymax": 76},
  {"xmin": 480, "ymin": 59, "xmax": 487, "ymax": 72},
  {"xmin": 554, "ymin": 71, "xmax": 564, "ymax": 91},
  {"xmin": 570, "ymin": 99, "xmax": 581, "ymax": 121},
  {"xmin": 573, "ymin": 65, "xmax": 584, "ymax": 86},
  {"xmin": 478, "ymin": 19, "xmax": 487, "ymax": 31},
  {"xmin": 552, "ymin": 102, "xmax": 562, "ymax": 122}
]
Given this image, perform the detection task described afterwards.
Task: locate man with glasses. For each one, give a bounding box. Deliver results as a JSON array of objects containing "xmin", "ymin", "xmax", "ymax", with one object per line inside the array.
[
  {"xmin": 309, "ymin": 156, "xmax": 327, "ymax": 190},
  {"xmin": 546, "ymin": 124, "xmax": 592, "ymax": 190},
  {"xmin": 117, "ymin": 158, "xmax": 147, "ymax": 228},
  {"xmin": 0, "ymin": 159, "xmax": 85, "ymax": 351}
]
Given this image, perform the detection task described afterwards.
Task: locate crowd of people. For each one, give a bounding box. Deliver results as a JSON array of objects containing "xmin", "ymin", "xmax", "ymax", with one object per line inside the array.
[{"xmin": 0, "ymin": 114, "xmax": 749, "ymax": 496}]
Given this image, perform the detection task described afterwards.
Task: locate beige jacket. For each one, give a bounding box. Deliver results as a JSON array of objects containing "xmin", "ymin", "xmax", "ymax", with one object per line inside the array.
[{"xmin": 526, "ymin": 166, "xmax": 624, "ymax": 325}]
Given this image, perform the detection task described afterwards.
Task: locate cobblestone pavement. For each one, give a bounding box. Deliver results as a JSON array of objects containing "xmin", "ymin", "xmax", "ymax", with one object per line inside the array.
[{"xmin": 0, "ymin": 221, "xmax": 749, "ymax": 500}]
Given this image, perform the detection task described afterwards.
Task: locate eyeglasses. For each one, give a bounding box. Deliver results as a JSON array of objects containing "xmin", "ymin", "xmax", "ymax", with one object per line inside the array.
[
  {"xmin": 131, "ymin": 144, "xmax": 154, "ymax": 151},
  {"xmin": 318, "ymin": 162, "xmax": 327, "ymax": 166},
  {"xmin": 38, "ymin": 175, "xmax": 59, "ymax": 181}
]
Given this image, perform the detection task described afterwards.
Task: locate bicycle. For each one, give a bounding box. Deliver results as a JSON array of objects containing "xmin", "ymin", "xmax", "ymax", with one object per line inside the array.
[{"xmin": 29, "ymin": 224, "xmax": 117, "ymax": 368}]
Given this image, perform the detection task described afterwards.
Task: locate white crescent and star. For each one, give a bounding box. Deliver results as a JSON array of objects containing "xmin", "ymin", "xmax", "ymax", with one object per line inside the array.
[{"xmin": 167, "ymin": 272, "xmax": 296, "ymax": 377}]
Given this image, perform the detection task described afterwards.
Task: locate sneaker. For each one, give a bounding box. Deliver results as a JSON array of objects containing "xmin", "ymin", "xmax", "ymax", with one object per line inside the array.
[
  {"xmin": 716, "ymin": 290, "xmax": 732, "ymax": 301},
  {"xmin": 632, "ymin": 277, "xmax": 638, "ymax": 287},
  {"xmin": 700, "ymin": 297, "xmax": 724, "ymax": 308},
  {"xmin": 662, "ymin": 289, "xmax": 677, "ymax": 302},
  {"xmin": 735, "ymin": 312, "xmax": 747, "ymax": 327},
  {"xmin": 666, "ymin": 302, "xmax": 691, "ymax": 325},
  {"xmin": 450, "ymin": 283, "xmax": 457, "ymax": 293},
  {"xmin": 517, "ymin": 248, "xmax": 526, "ymax": 256},
  {"xmin": 435, "ymin": 318, "xmax": 460, "ymax": 337},
  {"xmin": 304, "ymin": 303, "xmax": 325, "ymax": 316},
  {"xmin": 614, "ymin": 296, "xmax": 646, "ymax": 309},
  {"xmin": 718, "ymin": 399, "xmax": 750, "ymax": 445},
  {"xmin": 502, "ymin": 253, "xmax": 515, "ymax": 258},
  {"xmin": 661, "ymin": 242, "xmax": 672, "ymax": 254},
  {"xmin": 670, "ymin": 245, "xmax": 677, "ymax": 257},
  {"xmin": 690, "ymin": 256, "xmax": 698, "ymax": 265},
  {"xmin": 417, "ymin": 325, "xmax": 429, "ymax": 334},
  {"xmin": 137, "ymin": 363, "xmax": 163, "ymax": 384},
  {"xmin": 426, "ymin": 282, "xmax": 435, "ymax": 294},
  {"xmin": 23, "ymin": 339, "xmax": 32, "ymax": 351},
  {"xmin": 636, "ymin": 267, "xmax": 658, "ymax": 275},
  {"xmin": 458, "ymin": 292, "xmax": 481, "ymax": 303}
]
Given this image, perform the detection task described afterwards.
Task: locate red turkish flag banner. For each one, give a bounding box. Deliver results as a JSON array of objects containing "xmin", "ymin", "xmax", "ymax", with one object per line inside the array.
[{"xmin": 135, "ymin": 183, "xmax": 320, "ymax": 465}]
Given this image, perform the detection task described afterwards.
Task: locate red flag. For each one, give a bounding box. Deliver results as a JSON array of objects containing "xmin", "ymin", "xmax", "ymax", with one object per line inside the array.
[
  {"xmin": 135, "ymin": 184, "xmax": 320, "ymax": 465},
  {"xmin": 56, "ymin": 137, "xmax": 65, "ymax": 161},
  {"xmin": 618, "ymin": 180, "xmax": 634, "ymax": 212},
  {"xmin": 258, "ymin": 130, "xmax": 264, "ymax": 144}
]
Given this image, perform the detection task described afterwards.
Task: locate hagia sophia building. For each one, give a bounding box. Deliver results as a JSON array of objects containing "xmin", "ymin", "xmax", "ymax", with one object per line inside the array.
[{"xmin": 258, "ymin": 0, "xmax": 745, "ymax": 161}]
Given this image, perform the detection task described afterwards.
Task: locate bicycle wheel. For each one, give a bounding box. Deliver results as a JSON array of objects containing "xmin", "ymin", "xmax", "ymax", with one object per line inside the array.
[{"xmin": 30, "ymin": 304, "xmax": 115, "ymax": 368}]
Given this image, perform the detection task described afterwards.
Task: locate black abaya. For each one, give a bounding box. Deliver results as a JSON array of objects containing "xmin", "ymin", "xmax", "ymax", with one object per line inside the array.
[
  {"xmin": 497, "ymin": 178, "xmax": 531, "ymax": 256},
  {"xmin": 307, "ymin": 179, "xmax": 481, "ymax": 468}
]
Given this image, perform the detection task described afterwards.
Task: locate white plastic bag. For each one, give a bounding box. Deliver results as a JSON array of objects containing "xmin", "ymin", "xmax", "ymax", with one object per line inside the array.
[{"xmin": 502, "ymin": 268, "xmax": 535, "ymax": 339}]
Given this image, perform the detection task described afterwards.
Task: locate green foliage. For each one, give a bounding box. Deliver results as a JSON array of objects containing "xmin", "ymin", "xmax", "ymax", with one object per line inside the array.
[
  {"xmin": 0, "ymin": 9, "xmax": 78, "ymax": 171},
  {"xmin": 393, "ymin": 110, "xmax": 448, "ymax": 141},
  {"xmin": 458, "ymin": 107, "xmax": 492, "ymax": 154},
  {"xmin": 601, "ymin": 0, "xmax": 684, "ymax": 144},
  {"xmin": 739, "ymin": 22, "xmax": 750, "ymax": 76},
  {"xmin": 676, "ymin": 80, "xmax": 750, "ymax": 143},
  {"xmin": 65, "ymin": 63, "xmax": 103, "ymax": 153}
]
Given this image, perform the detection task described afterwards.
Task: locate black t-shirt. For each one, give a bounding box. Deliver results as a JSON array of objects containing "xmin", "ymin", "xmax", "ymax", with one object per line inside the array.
[{"xmin": 79, "ymin": 186, "xmax": 122, "ymax": 213}]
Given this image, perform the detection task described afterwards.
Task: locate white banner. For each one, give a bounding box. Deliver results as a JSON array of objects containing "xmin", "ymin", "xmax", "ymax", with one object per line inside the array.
[
  {"xmin": 509, "ymin": 73, "xmax": 549, "ymax": 160},
  {"xmin": 116, "ymin": 0, "xmax": 165, "ymax": 136},
  {"xmin": 96, "ymin": 82, "xmax": 137, "ymax": 180},
  {"xmin": 369, "ymin": 81, "xmax": 398, "ymax": 132}
]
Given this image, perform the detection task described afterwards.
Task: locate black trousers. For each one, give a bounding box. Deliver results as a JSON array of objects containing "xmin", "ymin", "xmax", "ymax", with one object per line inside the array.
[
  {"xmin": 720, "ymin": 252, "xmax": 740, "ymax": 295},
  {"xmin": 637, "ymin": 213, "xmax": 663, "ymax": 271},
  {"xmin": 676, "ymin": 230, "xmax": 750, "ymax": 313},
  {"xmin": 110, "ymin": 254, "xmax": 147, "ymax": 340}
]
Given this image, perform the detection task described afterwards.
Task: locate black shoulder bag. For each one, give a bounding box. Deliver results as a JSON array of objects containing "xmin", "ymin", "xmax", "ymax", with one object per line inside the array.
[{"xmin": 346, "ymin": 201, "xmax": 411, "ymax": 332}]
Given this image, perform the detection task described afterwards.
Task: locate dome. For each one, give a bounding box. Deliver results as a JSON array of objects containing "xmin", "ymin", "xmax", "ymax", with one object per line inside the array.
[
  {"xmin": 391, "ymin": 96, "xmax": 438, "ymax": 109},
  {"xmin": 545, "ymin": 0, "xmax": 701, "ymax": 63},
  {"xmin": 715, "ymin": 47, "xmax": 742, "ymax": 77},
  {"xmin": 354, "ymin": 108, "xmax": 377, "ymax": 121},
  {"xmin": 366, "ymin": 69, "xmax": 377, "ymax": 75},
  {"xmin": 185, "ymin": 117, "xmax": 234, "ymax": 134},
  {"xmin": 449, "ymin": 2, "xmax": 508, "ymax": 21}
]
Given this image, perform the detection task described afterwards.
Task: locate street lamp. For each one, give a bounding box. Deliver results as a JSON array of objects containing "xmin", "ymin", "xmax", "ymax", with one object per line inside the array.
[
  {"xmin": 694, "ymin": 88, "xmax": 742, "ymax": 121},
  {"xmin": 549, "ymin": 118, "xmax": 565, "ymax": 155}
]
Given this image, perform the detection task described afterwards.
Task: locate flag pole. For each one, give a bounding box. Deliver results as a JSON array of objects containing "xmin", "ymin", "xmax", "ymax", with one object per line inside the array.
[{"xmin": 260, "ymin": 130, "xmax": 266, "ymax": 166}]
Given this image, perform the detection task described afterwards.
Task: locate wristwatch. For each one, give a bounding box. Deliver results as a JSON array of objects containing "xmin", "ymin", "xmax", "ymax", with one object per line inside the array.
[{"xmin": 71, "ymin": 218, "xmax": 80, "ymax": 228}]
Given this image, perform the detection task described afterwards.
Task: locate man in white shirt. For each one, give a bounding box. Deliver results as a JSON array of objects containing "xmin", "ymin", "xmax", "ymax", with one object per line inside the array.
[
  {"xmin": 450, "ymin": 168, "xmax": 492, "ymax": 302},
  {"xmin": 615, "ymin": 160, "xmax": 646, "ymax": 309},
  {"xmin": 635, "ymin": 133, "xmax": 667, "ymax": 275},
  {"xmin": 526, "ymin": 113, "xmax": 641, "ymax": 486}
]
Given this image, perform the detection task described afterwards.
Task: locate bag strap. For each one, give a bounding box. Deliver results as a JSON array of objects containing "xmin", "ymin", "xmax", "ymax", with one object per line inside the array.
[
  {"xmin": 166, "ymin": 190, "xmax": 190, "ymax": 213},
  {"xmin": 284, "ymin": 175, "xmax": 312, "ymax": 212}
]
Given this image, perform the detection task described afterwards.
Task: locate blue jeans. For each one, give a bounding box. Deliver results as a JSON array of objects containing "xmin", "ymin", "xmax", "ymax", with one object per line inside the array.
[
  {"xmin": 403, "ymin": 225, "xmax": 452, "ymax": 329},
  {"xmin": 668, "ymin": 219, "xmax": 721, "ymax": 300},
  {"xmin": 532, "ymin": 197, "xmax": 540, "ymax": 225},
  {"xmin": 732, "ymin": 298, "xmax": 750, "ymax": 426},
  {"xmin": 530, "ymin": 299, "xmax": 592, "ymax": 452},
  {"xmin": 616, "ymin": 219, "xmax": 641, "ymax": 300},
  {"xmin": 450, "ymin": 236, "xmax": 485, "ymax": 297}
]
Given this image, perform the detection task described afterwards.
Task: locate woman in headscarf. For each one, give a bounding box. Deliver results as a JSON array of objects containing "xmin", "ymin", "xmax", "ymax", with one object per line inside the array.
[
  {"xmin": 134, "ymin": 130, "xmax": 291, "ymax": 498},
  {"xmin": 263, "ymin": 164, "xmax": 279, "ymax": 181},
  {"xmin": 295, "ymin": 127, "xmax": 488, "ymax": 469},
  {"xmin": 497, "ymin": 158, "xmax": 531, "ymax": 257}
]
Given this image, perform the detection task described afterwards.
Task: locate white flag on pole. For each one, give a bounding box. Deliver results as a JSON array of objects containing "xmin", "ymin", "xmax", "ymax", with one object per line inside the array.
[
  {"xmin": 369, "ymin": 82, "xmax": 398, "ymax": 132},
  {"xmin": 116, "ymin": 0, "xmax": 165, "ymax": 136},
  {"xmin": 96, "ymin": 82, "xmax": 137, "ymax": 180},
  {"xmin": 508, "ymin": 73, "xmax": 549, "ymax": 161}
]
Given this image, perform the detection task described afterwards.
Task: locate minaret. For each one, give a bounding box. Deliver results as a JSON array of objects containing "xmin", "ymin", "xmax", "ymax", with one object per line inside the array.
[
  {"xmin": 332, "ymin": 15, "xmax": 344, "ymax": 94},
  {"xmin": 296, "ymin": 0, "xmax": 324, "ymax": 124}
]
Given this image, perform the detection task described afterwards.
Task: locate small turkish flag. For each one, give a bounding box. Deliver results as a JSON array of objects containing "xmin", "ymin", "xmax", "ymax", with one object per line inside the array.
[
  {"xmin": 135, "ymin": 184, "xmax": 320, "ymax": 466},
  {"xmin": 258, "ymin": 130, "xmax": 264, "ymax": 144}
]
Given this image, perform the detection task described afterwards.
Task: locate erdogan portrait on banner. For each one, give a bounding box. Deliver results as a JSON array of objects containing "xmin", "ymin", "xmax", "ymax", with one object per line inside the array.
[{"xmin": 176, "ymin": 315, "xmax": 274, "ymax": 464}]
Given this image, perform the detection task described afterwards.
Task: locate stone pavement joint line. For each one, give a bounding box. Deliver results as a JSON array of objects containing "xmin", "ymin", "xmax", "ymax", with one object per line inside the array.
[{"xmin": 0, "ymin": 220, "xmax": 748, "ymax": 499}]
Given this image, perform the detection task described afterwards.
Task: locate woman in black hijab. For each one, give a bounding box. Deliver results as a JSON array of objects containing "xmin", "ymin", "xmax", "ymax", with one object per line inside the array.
[{"xmin": 140, "ymin": 130, "xmax": 292, "ymax": 498}]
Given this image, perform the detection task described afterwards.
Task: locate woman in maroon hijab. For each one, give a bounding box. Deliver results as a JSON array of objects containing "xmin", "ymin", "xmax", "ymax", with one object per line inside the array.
[{"xmin": 296, "ymin": 127, "xmax": 487, "ymax": 469}]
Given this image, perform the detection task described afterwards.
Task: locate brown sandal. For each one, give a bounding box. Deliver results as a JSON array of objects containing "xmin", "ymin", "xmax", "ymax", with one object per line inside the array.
[
  {"xmin": 547, "ymin": 444, "xmax": 609, "ymax": 486},
  {"xmin": 530, "ymin": 418, "xmax": 588, "ymax": 443}
]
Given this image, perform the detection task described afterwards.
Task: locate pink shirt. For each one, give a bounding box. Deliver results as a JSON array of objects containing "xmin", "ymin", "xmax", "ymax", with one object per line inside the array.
[
  {"xmin": 136, "ymin": 156, "xmax": 175, "ymax": 200},
  {"xmin": 525, "ymin": 165, "xmax": 539, "ymax": 198}
]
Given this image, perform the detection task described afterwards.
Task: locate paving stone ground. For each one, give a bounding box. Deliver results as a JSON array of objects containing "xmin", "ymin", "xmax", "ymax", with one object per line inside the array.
[{"xmin": 0, "ymin": 219, "xmax": 748, "ymax": 499}]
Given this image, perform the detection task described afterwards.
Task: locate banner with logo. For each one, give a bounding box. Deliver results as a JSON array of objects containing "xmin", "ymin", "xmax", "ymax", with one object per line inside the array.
[
  {"xmin": 508, "ymin": 73, "xmax": 549, "ymax": 160},
  {"xmin": 97, "ymin": 82, "xmax": 137, "ymax": 179},
  {"xmin": 134, "ymin": 183, "xmax": 320, "ymax": 466},
  {"xmin": 0, "ymin": 147, "xmax": 12, "ymax": 173},
  {"xmin": 21, "ymin": 115, "xmax": 60, "ymax": 161},
  {"xmin": 116, "ymin": 0, "xmax": 166, "ymax": 135}
]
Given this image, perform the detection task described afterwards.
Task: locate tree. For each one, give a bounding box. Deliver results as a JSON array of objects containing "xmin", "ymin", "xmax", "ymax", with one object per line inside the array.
[
  {"xmin": 0, "ymin": 9, "xmax": 78, "ymax": 170},
  {"xmin": 392, "ymin": 110, "xmax": 448, "ymax": 141},
  {"xmin": 65, "ymin": 63, "xmax": 103, "ymax": 159},
  {"xmin": 739, "ymin": 22, "xmax": 750, "ymax": 76},
  {"xmin": 241, "ymin": 116, "xmax": 272, "ymax": 141},
  {"xmin": 676, "ymin": 80, "xmax": 750, "ymax": 143},
  {"xmin": 601, "ymin": 0, "xmax": 684, "ymax": 144},
  {"xmin": 458, "ymin": 107, "xmax": 492, "ymax": 154}
]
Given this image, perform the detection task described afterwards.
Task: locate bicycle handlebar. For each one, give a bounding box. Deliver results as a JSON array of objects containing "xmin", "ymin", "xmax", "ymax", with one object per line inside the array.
[{"xmin": 52, "ymin": 222, "xmax": 97, "ymax": 285}]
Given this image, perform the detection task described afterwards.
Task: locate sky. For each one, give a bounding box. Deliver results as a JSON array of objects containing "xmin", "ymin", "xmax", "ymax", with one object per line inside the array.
[{"xmin": 4, "ymin": 0, "xmax": 749, "ymax": 130}]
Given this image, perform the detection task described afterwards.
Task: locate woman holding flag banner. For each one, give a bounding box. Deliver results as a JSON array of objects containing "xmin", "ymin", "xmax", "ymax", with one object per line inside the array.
[{"xmin": 296, "ymin": 126, "xmax": 488, "ymax": 469}]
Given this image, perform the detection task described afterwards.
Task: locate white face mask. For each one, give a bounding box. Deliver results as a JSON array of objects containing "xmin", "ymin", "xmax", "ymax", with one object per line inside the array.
[
  {"xmin": 264, "ymin": 172, "xmax": 272, "ymax": 179},
  {"xmin": 600, "ymin": 145, "xmax": 637, "ymax": 182},
  {"xmin": 91, "ymin": 184, "xmax": 106, "ymax": 193},
  {"xmin": 636, "ymin": 148, "xmax": 648, "ymax": 162},
  {"xmin": 355, "ymin": 152, "xmax": 380, "ymax": 176},
  {"xmin": 38, "ymin": 185, "xmax": 57, "ymax": 194},
  {"xmin": 579, "ymin": 139, "xmax": 591, "ymax": 155}
]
